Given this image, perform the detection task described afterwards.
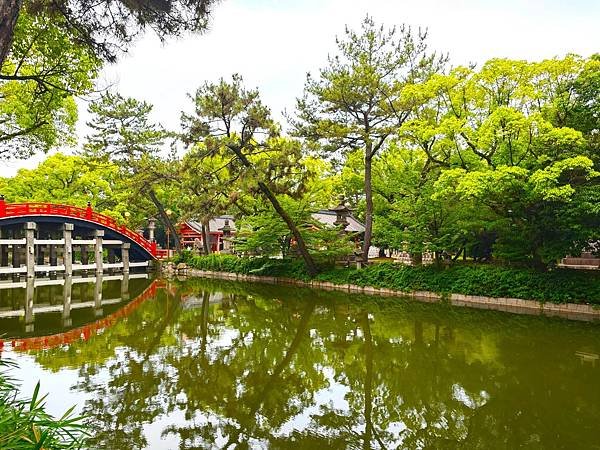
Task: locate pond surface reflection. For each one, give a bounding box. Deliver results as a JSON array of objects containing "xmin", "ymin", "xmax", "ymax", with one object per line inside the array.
[{"xmin": 3, "ymin": 277, "xmax": 600, "ymax": 449}]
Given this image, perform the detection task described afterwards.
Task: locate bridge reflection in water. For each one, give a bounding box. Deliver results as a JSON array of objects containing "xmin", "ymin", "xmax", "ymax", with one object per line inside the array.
[{"xmin": 0, "ymin": 274, "xmax": 165, "ymax": 352}]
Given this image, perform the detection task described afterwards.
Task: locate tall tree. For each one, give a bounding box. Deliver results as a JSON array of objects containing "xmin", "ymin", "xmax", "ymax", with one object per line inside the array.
[
  {"xmin": 295, "ymin": 16, "xmax": 445, "ymax": 262},
  {"xmin": 83, "ymin": 92, "xmax": 182, "ymax": 250},
  {"xmin": 181, "ymin": 74, "xmax": 319, "ymax": 276},
  {"xmin": 0, "ymin": 0, "xmax": 218, "ymax": 69}
]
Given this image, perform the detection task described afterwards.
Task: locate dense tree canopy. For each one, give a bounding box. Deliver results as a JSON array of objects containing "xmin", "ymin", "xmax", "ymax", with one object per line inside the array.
[
  {"xmin": 0, "ymin": 7, "xmax": 100, "ymax": 158},
  {"xmin": 0, "ymin": 0, "xmax": 218, "ymax": 160},
  {"xmin": 1, "ymin": 14, "xmax": 598, "ymax": 272}
]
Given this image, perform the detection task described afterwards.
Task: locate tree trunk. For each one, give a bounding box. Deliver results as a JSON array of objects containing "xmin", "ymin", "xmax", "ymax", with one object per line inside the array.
[
  {"xmin": 257, "ymin": 180, "xmax": 319, "ymax": 276},
  {"xmin": 531, "ymin": 249, "xmax": 547, "ymax": 272},
  {"xmin": 226, "ymin": 144, "xmax": 319, "ymax": 277},
  {"xmin": 201, "ymin": 221, "xmax": 211, "ymax": 254},
  {"xmin": 0, "ymin": 0, "xmax": 21, "ymax": 69},
  {"xmin": 147, "ymin": 188, "xmax": 181, "ymax": 252},
  {"xmin": 362, "ymin": 153, "xmax": 374, "ymax": 263}
]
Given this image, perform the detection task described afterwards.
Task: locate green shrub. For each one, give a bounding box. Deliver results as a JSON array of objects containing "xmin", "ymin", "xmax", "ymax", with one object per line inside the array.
[
  {"xmin": 317, "ymin": 263, "xmax": 600, "ymax": 303},
  {"xmin": 179, "ymin": 254, "xmax": 600, "ymax": 304},
  {"xmin": 180, "ymin": 253, "xmax": 313, "ymax": 280}
]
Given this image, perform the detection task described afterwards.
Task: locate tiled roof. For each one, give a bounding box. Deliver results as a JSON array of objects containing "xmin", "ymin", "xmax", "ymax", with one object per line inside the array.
[
  {"xmin": 186, "ymin": 216, "xmax": 236, "ymax": 234},
  {"xmin": 311, "ymin": 210, "xmax": 365, "ymax": 233},
  {"xmin": 184, "ymin": 211, "xmax": 364, "ymax": 234}
]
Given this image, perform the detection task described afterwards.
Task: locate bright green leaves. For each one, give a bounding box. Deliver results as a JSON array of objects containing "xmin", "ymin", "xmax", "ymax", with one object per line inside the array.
[
  {"xmin": 0, "ymin": 153, "xmax": 127, "ymax": 217},
  {"xmin": 400, "ymin": 56, "xmax": 593, "ymax": 171},
  {"xmin": 0, "ymin": 7, "xmax": 100, "ymax": 158},
  {"xmin": 431, "ymin": 155, "xmax": 598, "ymax": 266},
  {"xmin": 296, "ymin": 15, "xmax": 443, "ymax": 157},
  {"xmin": 234, "ymin": 196, "xmax": 355, "ymax": 261},
  {"xmin": 436, "ymin": 157, "xmax": 597, "ymax": 206},
  {"xmin": 435, "ymin": 166, "xmax": 529, "ymax": 202},
  {"xmin": 530, "ymin": 156, "xmax": 598, "ymax": 201}
]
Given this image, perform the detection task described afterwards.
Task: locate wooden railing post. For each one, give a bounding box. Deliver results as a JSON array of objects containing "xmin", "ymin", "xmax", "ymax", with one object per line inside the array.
[
  {"xmin": 63, "ymin": 223, "xmax": 73, "ymax": 276},
  {"xmin": 25, "ymin": 222, "xmax": 36, "ymax": 278},
  {"xmin": 121, "ymin": 243, "xmax": 130, "ymax": 273},
  {"xmin": 94, "ymin": 229, "xmax": 104, "ymax": 274}
]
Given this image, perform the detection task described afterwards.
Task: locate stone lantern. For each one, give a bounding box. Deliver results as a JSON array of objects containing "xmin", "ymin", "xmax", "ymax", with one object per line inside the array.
[
  {"xmin": 147, "ymin": 217, "xmax": 156, "ymax": 242},
  {"xmin": 331, "ymin": 197, "xmax": 352, "ymax": 230},
  {"xmin": 219, "ymin": 216, "xmax": 234, "ymax": 253}
]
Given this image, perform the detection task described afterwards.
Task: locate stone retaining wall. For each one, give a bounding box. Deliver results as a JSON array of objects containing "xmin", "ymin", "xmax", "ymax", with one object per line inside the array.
[{"xmin": 177, "ymin": 267, "xmax": 600, "ymax": 322}]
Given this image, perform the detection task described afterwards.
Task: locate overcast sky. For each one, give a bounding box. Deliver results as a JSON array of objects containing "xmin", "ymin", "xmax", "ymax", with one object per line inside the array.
[{"xmin": 3, "ymin": 0, "xmax": 599, "ymax": 177}]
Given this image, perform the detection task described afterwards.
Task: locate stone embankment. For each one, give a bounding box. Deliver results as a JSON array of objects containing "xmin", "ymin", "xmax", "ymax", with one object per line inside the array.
[{"xmin": 163, "ymin": 262, "xmax": 600, "ymax": 322}]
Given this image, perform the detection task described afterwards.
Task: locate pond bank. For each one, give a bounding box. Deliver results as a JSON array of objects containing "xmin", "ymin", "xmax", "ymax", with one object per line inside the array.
[{"xmin": 173, "ymin": 267, "xmax": 600, "ymax": 322}]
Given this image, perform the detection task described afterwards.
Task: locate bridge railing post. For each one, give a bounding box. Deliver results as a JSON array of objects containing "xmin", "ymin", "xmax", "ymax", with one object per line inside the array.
[
  {"xmin": 25, "ymin": 222, "xmax": 36, "ymax": 278},
  {"xmin": 94, "ymin": 230, "xmax": 104, "ymax": 274},
  {"xmin": 63, "ymin": 223, "xmax": 73, "ymax": 276},
  {"xmin": 0, "ymin": 195, "xmax": 5, "ymax": 217},
  {"xmin": 121, "ymin": 242, "xmax": 130, "ymax": 273},
  {"xmin": 121, "ymin": 271, "xmax": 130, "ymax": 301}
]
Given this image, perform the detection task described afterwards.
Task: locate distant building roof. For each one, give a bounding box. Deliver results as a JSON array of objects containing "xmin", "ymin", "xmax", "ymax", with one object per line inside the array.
[
  {"xmin": 186, "ymin": 216, "xmax": 236, "ymax": 234},
  {"xmin": 183, "ymin": 211, "xmax": 364, "ymax": 235},
  {"xmin": 311, "ymin": 210, "xmax": 365, "ymax": 233}
]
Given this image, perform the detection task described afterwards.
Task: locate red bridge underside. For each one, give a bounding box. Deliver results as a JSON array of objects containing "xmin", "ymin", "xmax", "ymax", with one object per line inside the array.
[{"xmin": 0, "ymin": 202, "xmax": 156, "ymax": 258}]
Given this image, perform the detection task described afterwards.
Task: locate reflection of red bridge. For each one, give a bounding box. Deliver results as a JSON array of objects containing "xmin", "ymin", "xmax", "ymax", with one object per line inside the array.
[{"xmin": 0, "ymin": 280, "xmax": 166, "ymax": 352}]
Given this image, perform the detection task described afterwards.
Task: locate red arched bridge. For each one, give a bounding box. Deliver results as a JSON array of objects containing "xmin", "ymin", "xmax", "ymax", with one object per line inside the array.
[{"xmin": 0, "ymin": 200, "xmax": 157, "ymax": 277}]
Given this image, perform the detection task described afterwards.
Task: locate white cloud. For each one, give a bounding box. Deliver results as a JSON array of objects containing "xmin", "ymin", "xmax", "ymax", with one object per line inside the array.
[{"xmin": 2, "ymin": 0, "xmax": 598, "ymax": 177}]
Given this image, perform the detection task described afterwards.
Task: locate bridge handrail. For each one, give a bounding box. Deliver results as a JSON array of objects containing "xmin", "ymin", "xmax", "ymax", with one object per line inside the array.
[{"xmin": 0, "ymin": 202, "xmax": 156, "ymax": 256}]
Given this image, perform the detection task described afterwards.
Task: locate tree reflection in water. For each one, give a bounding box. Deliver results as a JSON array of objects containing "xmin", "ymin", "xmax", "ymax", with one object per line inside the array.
[{"xmin": 26, "ymin": 278, "xmax": 600, "ymax": 449}]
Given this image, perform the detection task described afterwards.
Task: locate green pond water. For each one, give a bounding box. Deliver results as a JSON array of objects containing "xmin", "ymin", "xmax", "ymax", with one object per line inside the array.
[{"xmin": 1, "ymin": 275, "xmax": 600, "ymax": 449}]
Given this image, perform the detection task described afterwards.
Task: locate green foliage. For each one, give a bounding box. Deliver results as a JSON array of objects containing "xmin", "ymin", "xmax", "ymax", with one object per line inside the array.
[
  {"xmin": 433, "ymin": 156, "xmax": 599, "ymax": 265},
  {"xmin": 181, "ymin": 74, "xmax": 321, "ymax": 273},
  {"xmin": 0, "ymin": 7, "xmax": 100, "ymax": 158},
  {"xmin": 84, "ymin": 92, "xmax": 170, "ymax": 163},
  {"xmin": 295, "ymin": 15, "xmax": 445, "ymax": 257},
  {"xmin": 177, "ymin": 253, "xmax": 314, "ymax": 280},
  {"xmin": 316, "ymin": 263, "xmax": 600, "ymax": 304},
  {"xmin": 234, "ymin": 196, "xmax": 354, "ymax": 261},
  {"xmin": 83, "ymin": 92, "xmax": 182, "ymax": 236},
  {"xmin": 366, "ymin": 54, "xmax": 600, "ymax": 268},
  {"xmin": 178, "ymin": 254, "xmax": 600, "ymax": 304},
  {"xmin": 0, "ymin": 360, "xmax": 87, "ymax": 448},
  {"xmin": 0, "ymin": 152, "xmax": 123, "ymax": 211}
]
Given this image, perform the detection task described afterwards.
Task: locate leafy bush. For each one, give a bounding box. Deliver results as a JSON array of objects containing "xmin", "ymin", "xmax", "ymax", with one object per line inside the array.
[
  {"xmin": 317, "ymin": 263, "xmax": 600, "ymax": 303},
  {"xmin": 179, "ymin": 254, "xmax": 600, "ymax": 304},
  {"xmin": 179, "ymin": 253, "xmax": 314, "ymax": 280},
  {"xmin": 0, "ymin": 359, "xmax": 87, "ymax": 449}
]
